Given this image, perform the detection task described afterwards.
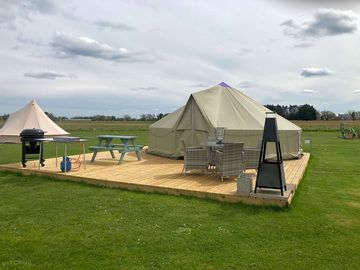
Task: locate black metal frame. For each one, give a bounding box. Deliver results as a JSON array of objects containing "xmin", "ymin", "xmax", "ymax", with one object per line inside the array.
[{"xmin": 21, "ymin": 140, "xmax": 45, "ymax": 168}]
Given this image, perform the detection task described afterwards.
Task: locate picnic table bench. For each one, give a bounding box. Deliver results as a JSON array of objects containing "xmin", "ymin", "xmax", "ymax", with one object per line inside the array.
[{"xmin": 89, "ymin": 135, "xmax": 143, "ymax": 164}]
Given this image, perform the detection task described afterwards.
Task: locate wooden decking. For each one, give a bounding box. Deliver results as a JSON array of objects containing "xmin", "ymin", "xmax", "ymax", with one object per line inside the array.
[{"xmin": 0, "ymin": 151, "xmax": 310, "ymax": 207}]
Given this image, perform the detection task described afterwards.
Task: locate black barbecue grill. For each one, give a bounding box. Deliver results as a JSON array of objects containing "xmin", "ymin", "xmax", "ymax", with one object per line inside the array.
[{"xmin": 20, "ymin": 129, "xmax": 45, "ymax": 167}]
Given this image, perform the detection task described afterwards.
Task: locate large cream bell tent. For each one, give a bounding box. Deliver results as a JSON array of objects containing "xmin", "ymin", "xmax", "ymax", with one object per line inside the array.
[
  {"xmin": 148, "ymin": 82, "xmax": 302, "ymax": 159},
  {"xmin": 0, "ymin": 99, "xmax": 69, "ymax": 143}
]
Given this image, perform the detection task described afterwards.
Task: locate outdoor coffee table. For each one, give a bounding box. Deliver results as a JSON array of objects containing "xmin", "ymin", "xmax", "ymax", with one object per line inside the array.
[{"xmin": 203, "ymin": 141, "xmax": 224, "ymax": 170}]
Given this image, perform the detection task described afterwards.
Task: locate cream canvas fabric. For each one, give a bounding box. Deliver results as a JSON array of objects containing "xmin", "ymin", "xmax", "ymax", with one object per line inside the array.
[
  {"xmin": 148, "ymin": 83, "xmax": 302, "ymax": 159},
  {"xmin": 0, "ymin": 100, "xmax": 69, "ymax": 143}
]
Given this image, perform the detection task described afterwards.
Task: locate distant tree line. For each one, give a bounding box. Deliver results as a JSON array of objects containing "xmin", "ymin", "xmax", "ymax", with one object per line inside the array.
[
  {"xmin": 44, "ymin": 112, "xmax": 168, "ymax": 122},
  {"xmin": 264, "ymin": 105, "xmax": 360, "ymax": 121},
  {"xmin": 264, "ymin": 104, "xmax": 317, "ymax": 120},
  {"xmin": 45, "ymin": 112, "xmax": 68, "ymax": 121},
  {"xmin": 337, "ymin": 111, "xmax": 360, "ymax": 120}
]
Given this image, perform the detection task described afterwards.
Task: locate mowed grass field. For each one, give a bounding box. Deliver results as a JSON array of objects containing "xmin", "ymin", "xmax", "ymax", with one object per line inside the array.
[
  {"xmin": 293, "ymin": 120, "xmax": 360, "ymax": 131},
  {"xmin": 0, "ymin": 121, "xmax": 359, "ymax": 269}
]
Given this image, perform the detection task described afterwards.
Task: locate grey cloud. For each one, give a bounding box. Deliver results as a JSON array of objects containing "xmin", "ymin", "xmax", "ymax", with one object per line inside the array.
[
  {"xmin": 50, "ymin": 32, "xmax": 159, "ymax": 63},
  {"xmin": 275, "ymin": 0, "xmax": 360, "ymax": 8},
  {"xmin": 301, "ymin": 67, "xmax": 332, "ymax": 77},
  {"xmin": 0, "ymin": 0, "xmax": 57, "ymax": 29},
  {"xmin": 17, "ymin": 32, "xmax": 45, "ymax": 46},
  {"xmin": 301, "ymin": 89, "xmax": 317, "ymax": 94},
  {"xmin": 0, "ymin": 1, "xmax": 21, "ymax": 29},
  {"xmin": 281, "ymin": 19, "xmax": 295, "ymax": 27},
  {"xmin": 282, "ymin": 8, "xmax": 359, "ymax": 39},
  {"xmin": 236, "ymin": 48, "xmax": 252, "ymax": 56},
  {"xmin": 352, "ymin": 90, "xmax": 360, "ymax": 94},
  {"xmin": 189, "ymin": 83, "xmax": 209, "ymax": 88},
  {"xmin": 61, "ymin": 8, "xmax": 78, "ymax": 21},
  {"xmin": 293, "ymin": 42, "xmax": 315, "ymax": 49},
  {"xmin": 237, "ymin": 81, "xmax": 257, "ymax": 88},
  {"xmin": 11, "ymin": 45, "xmax": 21, "ymax": 51},
  {"xmin": 305, "ymin": 9, "xmax": 358, "ymax": 36},
  {"xmin": 93, "ymin": 20, "xmax": 135, "ymax": 31},
  {"xmin": 130, "ymin": 86, "xmax": 158, "ymax": 92},
  {"xmin": 25, "ymin": 0, "xmax": 57, "ymax": 14},
  {"xmin": 62, "ymin": 10, "xmax": 134, "ymax": 32},
  {"xmin": 24, "ymin": 70, "xmax": 77, "ymax": 80}
]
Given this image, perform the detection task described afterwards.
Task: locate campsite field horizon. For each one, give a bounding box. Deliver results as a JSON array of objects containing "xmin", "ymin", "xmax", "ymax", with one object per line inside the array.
[{"xmin": 0, "ymin": 120, "xmax": 360, "ymax": 269}]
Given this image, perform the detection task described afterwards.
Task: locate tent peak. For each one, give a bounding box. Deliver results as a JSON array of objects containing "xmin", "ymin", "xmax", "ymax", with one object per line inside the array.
[{"xmin": 218, "ymin": 82, "xmax": 232, "ymax": 88}]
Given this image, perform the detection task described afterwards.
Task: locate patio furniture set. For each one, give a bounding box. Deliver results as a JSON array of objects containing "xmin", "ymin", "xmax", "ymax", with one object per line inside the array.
[
  {"xmin": 88, "ymin": 132, "xmax": 260, "ymax": 182},
  {"xmin": 182, "ymin": 138, "xmax": 261, "ymax": 181}
]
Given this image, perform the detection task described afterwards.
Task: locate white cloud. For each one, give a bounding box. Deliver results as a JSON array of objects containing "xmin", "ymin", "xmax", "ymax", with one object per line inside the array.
[
  {"xmin": 301, "ymin": 67, "xmax": 332, "ymax": 77},
  {"xmin": 24, "ymin": 70, "xmax": 77, "ymax": 80},
  {"xmin": 352, "ymin": 90, "xmax": 360, "ymax": 94},
  {"xmin": 281, "ymin": 8, "xmax": 359, "ymax": 39},
  {"xmin": 50, "ymin": 32, "xmax": 159, "ymax": 62}
]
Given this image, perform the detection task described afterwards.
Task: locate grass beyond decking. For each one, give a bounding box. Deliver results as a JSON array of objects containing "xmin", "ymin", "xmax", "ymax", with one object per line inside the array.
[{"xmin": 0, "ymin": 122, "xmax": 359, "ymax": 269}]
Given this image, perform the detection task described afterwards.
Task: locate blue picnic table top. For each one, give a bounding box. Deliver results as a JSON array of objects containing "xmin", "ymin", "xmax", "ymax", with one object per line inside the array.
[{"xmin": 97, "ymin": 135, "xmax": 137, "ymax": 140}]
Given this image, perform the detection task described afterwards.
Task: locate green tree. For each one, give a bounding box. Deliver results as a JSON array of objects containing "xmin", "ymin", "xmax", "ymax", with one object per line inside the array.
[
  {"xmin": 123, "ymin": 114, "xmax": 133, "ymax": 121},
  {"xmin": 320, "ymin": 110, "xmax": 337, "ymax": 120},
  {"xmin": 297, "ymin": 104, "xmax": 317, "ymax": 120},
  {"xmin": 157, "ymin": 113, "xmax": 164, "ymax": 120}
]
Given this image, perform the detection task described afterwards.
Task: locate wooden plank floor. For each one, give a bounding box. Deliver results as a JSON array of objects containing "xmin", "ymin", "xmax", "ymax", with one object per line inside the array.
[{"xmin": 0, "ymin": 151, "xmax": 310, "ymax": 207}]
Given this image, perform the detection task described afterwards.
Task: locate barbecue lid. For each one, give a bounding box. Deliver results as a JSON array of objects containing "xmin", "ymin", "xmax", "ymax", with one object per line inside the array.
[{"xmin": 20, "ymin": 128, "xmax": 45, "ymax": 137}]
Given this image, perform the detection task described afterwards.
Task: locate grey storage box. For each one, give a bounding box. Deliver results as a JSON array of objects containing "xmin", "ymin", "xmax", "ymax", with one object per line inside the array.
[{"xmin": 237, "ymin": 173, "xmax": 254, "ymax": 195}]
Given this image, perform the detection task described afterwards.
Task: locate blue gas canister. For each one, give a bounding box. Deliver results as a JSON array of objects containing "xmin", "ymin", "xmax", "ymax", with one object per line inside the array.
[{"xmin": 60, "ymin": 157, "xmax": 71, "ymax": 172}]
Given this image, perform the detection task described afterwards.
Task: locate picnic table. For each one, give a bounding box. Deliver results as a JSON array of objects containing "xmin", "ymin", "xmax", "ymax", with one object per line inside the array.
[{"xmin": 89, "ymin": 135, "xmax": 143, "ymax": 164}]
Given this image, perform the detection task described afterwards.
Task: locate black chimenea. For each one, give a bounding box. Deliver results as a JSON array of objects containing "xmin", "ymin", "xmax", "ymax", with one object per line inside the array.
[
  {"xmin": 255, "ymin": 112, "xmax": 286, "ymax": 196},
  {"xmin": 20, "ymin": 129, "xmax": 45, "ymax": 167}
]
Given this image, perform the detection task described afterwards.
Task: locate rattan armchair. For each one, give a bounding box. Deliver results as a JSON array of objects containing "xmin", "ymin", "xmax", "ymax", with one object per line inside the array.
[
  {"xmin": 181, "ymin": 140, "xmax": 208, "ymax": 175},
  {"xmin": 215, "ymin": 142, "xmax": 244, "ymax": 181},
  {"xmin": 243, "ymin": 141, "xmax": 261, "ymax": 171}
]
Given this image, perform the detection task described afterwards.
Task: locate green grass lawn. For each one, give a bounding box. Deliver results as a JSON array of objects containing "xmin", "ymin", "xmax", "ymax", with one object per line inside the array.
[{"xmin": 0, "ymin": 123, "xmax": 360, "ymax": 269}]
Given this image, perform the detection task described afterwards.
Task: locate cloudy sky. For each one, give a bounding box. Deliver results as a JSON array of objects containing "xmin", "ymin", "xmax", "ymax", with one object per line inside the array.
[{"xmin": 1, "ymin": 0, "xmax": 360, "ymax": 117}]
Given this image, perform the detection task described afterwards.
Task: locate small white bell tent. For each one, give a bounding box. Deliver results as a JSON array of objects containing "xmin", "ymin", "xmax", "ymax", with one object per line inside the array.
[{"xmin": 0, "ymin": 99, "xmax": 69, "ymax": 143}]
